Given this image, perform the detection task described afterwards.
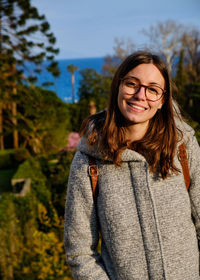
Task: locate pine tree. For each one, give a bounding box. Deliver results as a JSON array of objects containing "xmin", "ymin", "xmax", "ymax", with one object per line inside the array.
[{"xmin": 0, "ymin": 0, "xmax": 60, "ymax": 149}]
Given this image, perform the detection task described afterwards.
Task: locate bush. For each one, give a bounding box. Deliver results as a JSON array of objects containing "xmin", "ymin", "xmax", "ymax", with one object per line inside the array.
[
  {"xmin": 12, "ymin": 158, "xmax": 34, "ymax": 180},
  {"xmin": 18, "ymin": 87, "xmax": 72, "ymax": 155},
  {"xmin": 13, "ymin": 157, "xmax": 51, "ymax": 209},
  {"xmin": 0, "ymin": 155, "xmax": 73, "ymax": 280},
  {"xmin": 0, "ymin": 168, "xmax": 18, "ymax": 193},
  {"xmin": 40, "ymin": 150, "xmax": 75, "ymax": 217},
  {"xmin": 0, "ymin": 149, "xmax": 15, "ymax": 169},
  {"xmin": 12, "ymin": 148, "xmax": 30, "ymax": 163},
  {"xmin": 0, "ymin": 148, "xmax": 30, "ymax": 169}
]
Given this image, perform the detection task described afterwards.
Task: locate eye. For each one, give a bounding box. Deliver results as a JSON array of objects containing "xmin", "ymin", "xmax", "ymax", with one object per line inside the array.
[
  {"xmin": 124, "ymin": 79, "xmax": 137, "ymax": 88},
  {"xmin": 148, "ymin": 87, "xmax": 159, "ymax": 95}
]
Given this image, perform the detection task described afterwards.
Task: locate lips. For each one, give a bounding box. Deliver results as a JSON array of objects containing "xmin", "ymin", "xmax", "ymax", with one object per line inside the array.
[{"xmin": 127, "ymin": 102, "xmax": 146, "ymax": 111}]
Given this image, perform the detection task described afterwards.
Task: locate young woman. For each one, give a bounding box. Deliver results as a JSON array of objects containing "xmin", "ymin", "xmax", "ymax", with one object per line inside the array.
[{"xmin": 64, "ymin": 51, "xmax": 200, "ymax": 280}]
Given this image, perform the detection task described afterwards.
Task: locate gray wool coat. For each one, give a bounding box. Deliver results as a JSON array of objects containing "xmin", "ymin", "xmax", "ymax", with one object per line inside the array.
[{"xmin": 64, "ymin": 121, "xmax": 200, "ymax": 280}]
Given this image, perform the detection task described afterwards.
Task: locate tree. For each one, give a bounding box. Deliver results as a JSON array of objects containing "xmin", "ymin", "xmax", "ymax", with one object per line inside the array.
[
  {"xmin": 102, "ymin": 37, "xmax": 135, "ymax": 76},
  {"xmin": 65, "ymin": 68, "xmax": 111, "ymax": 132},
  {"xmin": 173, "ymin": 27, "xmax": 200, "ymax": 119},
  {"xmin": 0, "ymin": 0, "xmax": 60, "ymax": 149},
  {"xmin": 79, "ymin": 68, "xmax": 110, "ymax": 109},
  {"xmin": 67, "ymin": 64, "xmax": 78, "ymax": 103},
  {"xmin": 174, "ymin": 49, "xmax": 188, "ymax": 105},
  {"xmin": 181, "ymin": 27, "xmax": 200, "ymax": 82},
  {"xmin": 173, "ymin": 31, "xmax": 200, "ymax": 138},
  {"xmin": 142, "ymin": 20, "xmax": 184, "ymax": 73},
  {"xmin": 0, "ymin": 55, "xmax": 12, "ymax": 150},
  {"xmin": 18, "ymin": 87, "xmax": 71, "ymax": 155}
]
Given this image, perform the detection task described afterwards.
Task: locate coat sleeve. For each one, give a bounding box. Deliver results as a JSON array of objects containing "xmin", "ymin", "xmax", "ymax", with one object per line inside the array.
[
  {"xmin": 187, "ymin": 133, "xmax": 200, "ymax": 243},
  {"xmin": 64, "ymin": 151, "xmax": 110, "ymax": 280}
]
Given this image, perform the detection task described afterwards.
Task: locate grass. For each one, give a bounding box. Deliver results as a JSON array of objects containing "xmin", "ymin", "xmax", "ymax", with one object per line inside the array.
[{"xmin": 0, "ymin": 168, "xmax": 18, "ymax": 194}]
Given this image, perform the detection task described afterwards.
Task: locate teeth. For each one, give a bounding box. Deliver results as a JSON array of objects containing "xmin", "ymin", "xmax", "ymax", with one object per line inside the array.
[{"xmin": 129, "ymin": 104, "xmax": 145, "ymax": 110}]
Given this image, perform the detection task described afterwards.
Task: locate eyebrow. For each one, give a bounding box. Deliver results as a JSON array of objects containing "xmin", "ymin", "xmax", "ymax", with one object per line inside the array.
[{"xmin": 125, "ymin": 76, "xmax": 163, "ymax": 88}]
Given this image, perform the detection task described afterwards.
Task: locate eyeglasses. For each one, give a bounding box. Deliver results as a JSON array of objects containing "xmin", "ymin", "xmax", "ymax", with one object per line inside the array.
[{"xmin": 120, "ymin": 77, "xmax": 165, "ymax": 102}]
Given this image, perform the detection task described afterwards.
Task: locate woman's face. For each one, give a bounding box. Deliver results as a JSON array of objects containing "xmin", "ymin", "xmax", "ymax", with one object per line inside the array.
[{"xmin": 118, "ymin": 63, "xmax": 165, "ymax": 127}]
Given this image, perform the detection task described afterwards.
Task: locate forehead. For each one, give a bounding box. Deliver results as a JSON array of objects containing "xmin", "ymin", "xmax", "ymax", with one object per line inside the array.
[{"xmin": 126, "ymin": 63, "xmax": 165, "ymax": 86}]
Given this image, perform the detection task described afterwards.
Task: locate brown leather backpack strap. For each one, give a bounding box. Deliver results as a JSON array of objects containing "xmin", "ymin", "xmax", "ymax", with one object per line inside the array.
[
  {"xmin": 178, "ymin": 142, "xmax": 190, "ymax": 191},
  {"xmin": 88, "ymin": 156, "xmax": 99, "ymax": 201}
]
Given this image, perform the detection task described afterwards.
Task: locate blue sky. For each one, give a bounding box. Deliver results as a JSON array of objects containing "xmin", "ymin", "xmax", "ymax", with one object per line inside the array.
[{"xmin": 33, "ymin": 0, "xmax": 200, "ymax": 59}]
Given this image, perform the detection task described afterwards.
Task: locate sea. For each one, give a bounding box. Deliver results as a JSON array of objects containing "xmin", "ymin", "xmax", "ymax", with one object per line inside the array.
[{"xmin": 36, "ymin": 57, "xmax": 105, "ymax": 103}]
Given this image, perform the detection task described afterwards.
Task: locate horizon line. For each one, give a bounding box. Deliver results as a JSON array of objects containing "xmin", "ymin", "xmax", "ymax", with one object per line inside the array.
[{"xmin": 56, "ymin": 56, "xmax": 105, "ymax": 61}]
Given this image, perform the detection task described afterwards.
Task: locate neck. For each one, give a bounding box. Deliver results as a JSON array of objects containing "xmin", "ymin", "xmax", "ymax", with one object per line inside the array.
[{"xmin": 125, "ymin": 122, "xmax": 149, "ymax": 142}]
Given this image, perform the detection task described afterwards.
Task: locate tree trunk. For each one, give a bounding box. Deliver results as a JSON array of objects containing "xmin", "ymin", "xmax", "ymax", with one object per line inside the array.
[
  {"xmin": 0, "ymin": 103, "xmax": 4, "ymax": 150},
  {"xmin": 12, "ymin": 100, "xmax": 18, "ymax": 149},
  {"xmin": 72, "ymin": 73, "xmax": 75, "ymax": 103},
  {"xmin": 11, "ymin": 65, "xmax": 19, "ymax": 149}
]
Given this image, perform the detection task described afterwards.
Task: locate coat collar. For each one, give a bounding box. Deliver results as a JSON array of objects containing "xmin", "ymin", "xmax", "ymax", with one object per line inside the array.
[{"xmin": 78, "ymin": 136, "xmax": 146, "ymax": 163}]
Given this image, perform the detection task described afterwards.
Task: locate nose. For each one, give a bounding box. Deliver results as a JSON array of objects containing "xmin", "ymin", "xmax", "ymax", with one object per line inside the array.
[{"xmin": 134, "ymin": 86, "xmax": 146, "ymax": 100}]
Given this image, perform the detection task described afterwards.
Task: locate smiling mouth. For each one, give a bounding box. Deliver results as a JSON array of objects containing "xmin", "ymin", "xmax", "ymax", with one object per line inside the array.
[{"xmin": 127, "ymin": 103, "xmax": 146, "ymax": 111}]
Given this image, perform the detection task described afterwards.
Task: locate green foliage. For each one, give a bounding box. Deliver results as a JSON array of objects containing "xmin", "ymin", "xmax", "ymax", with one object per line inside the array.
[
  {"xmin": 174, "ymin": 50, "xmax": 188, "ymax": 104},
  {"xmin": 66, "ymin": 68, "xmax": 111, "ymax": 131},
  {"xmin": 13, "ymin": 192, "xmax": 35, "ymax": 233},
  {"xmin": 0, "ymin": 192, "xmax": 15, "ymax": 227},
  {"xmin": 66, "ymin": 100, "xmax": 89, "ymax": 132},
  {"xmin": 0, "ymin": 149, "xmax": 15, "ymax": 169},
  {"xmin": 187, "ymin": 119, "xmax": 200, "ymax": 144},
  {"xmin": 67, "ymin": 64, "xmax": 78, "ymax": 74},
  {"xmin": 13, "ymin": 158, "xmax": 51, "ymax": 208},
  {"xmin": 2, "ymin": 83, "xmax": 71, "ymax": 153},
  {"xmin": 17, "ymin": 86, "xmax": 71, "ymax": 154},
  {"xmin": 0, "ymin": 193, "xmax": 22, "ymax": 280},
  {"xmin": 12, "ymin": 158, "xmax": 36, "ymax": 179},
  {"xmin": 12, "ymin": 157, "xmax": 55, "ymax": 231},
  {"xmin": 184, "ymin": 82, "xmax": 200, "ymax": 122},
  {"xmin": 174, "ymin": 44, "xmax": 200, "ymax": 139},
  {"xmin": 0, "ymin": 153, "xmax": 74, "ymax": 279},
  {"xmin": 40, "ymin": 151, "xmax": 75, "ymax": 217},
  {"xmin": 0, "ymin": 0, "xmax": 60, "ymax": 83},
  {"xmin": 79, "ymin": 68, "xmax": 110, "ymax": 106},
  {"xmin": 13, "ymin": 148, "xmax": 31, "ymax": 162},
  {"xmin": 0, "ymin": 168, "xmax": 17, "ymax": 193},
  {"xmin": 174, "ymin": 79, "xmax": 200, "ymax": 128},
  {"xmin": 14, "ymin": 225, "xmax": 72, "ymax": 280},
  {"xmin": 0, "ymin": 174, "xmax": 72, "ymax": 280},
  {"xmin": 0, "ymin": 0, "xmax": 60, "ymax": 151},
  {"xmin": 0, "ymin": 148, "xmax": 30, "ymax": 169}
]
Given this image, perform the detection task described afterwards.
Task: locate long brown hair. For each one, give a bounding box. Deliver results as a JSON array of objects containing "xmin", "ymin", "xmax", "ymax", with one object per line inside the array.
[{"xmin": 81, "ymin": 51, "xmax": 181, "ymax": 179}]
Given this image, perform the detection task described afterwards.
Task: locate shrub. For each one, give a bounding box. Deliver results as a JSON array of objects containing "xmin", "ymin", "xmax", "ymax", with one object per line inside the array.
[{"xmin": 0, "ymin": 148, "xmax": 30, "ymax": 169}]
